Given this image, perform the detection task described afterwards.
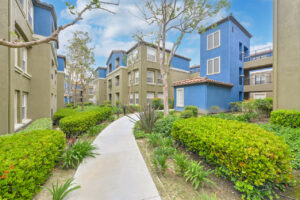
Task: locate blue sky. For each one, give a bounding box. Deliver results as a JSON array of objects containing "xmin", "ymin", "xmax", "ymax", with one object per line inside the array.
[{"xmin": 44, "ymin": 0, "xmax": 273, "ymax": 67}]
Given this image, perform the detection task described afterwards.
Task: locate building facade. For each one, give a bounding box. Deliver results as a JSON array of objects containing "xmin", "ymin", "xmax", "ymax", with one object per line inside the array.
[
  {"xmin": 93, "ymin": 41, "xmax": 192, "ymax": 106},
  {"xmin": 273, "ymin": 0, "xmax": 300, "ymax": 110},
  {"xmin": 0, "ymin": 0, "xmax": 65, "ymax": 134},
  {"xmin": 173, "ymin": 15, "xmax": 251, "ymax": 113},
  {"xmin": 244, "ymin": 47, "xmax": 273, "ymax": 100}
]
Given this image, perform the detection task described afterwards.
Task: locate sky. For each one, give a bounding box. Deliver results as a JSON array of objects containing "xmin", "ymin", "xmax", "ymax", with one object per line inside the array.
[{"xmin": 43, "ymin": 0, "xmax": 273, "ymax": 68}]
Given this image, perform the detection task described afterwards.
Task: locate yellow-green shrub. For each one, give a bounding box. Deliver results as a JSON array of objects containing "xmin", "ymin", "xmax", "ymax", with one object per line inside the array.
[
  {"xmin": 0, "ymin": 130, "xmax": 65, "ymax": 200},
  {"xmin": 53, "ymin": 108, "xmax": 77, "ymax": 125},
  {"xmin": 171, "ymin": 117, "xmax": 292, "ymax": 199},
  {"xmin": 59, "ymin": 107, "xmax": 113, "ymax": 137},
  {"xmin": 270, "ymin": 109, "xmax": 300, "ymax": 128}
]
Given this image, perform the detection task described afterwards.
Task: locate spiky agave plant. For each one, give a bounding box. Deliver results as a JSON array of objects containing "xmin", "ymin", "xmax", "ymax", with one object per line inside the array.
[{"xmin": 45, "ymin": 178, "xmax": 80, "ymax": 200}]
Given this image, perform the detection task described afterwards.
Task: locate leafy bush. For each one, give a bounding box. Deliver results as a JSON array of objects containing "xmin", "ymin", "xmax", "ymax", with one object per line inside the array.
[
  {"xmin": 253, "ymin": 98, "xmax": 273, "ymax": 117},
  {"xmin": 84, "ymin": 102, "xmax": 93, "ymax": 106},
  {"xmin": 21, "ymin": 118, "xmax": 52, "ymax": 133},
  {"xmin": 168, "ymin": 98, "xmax": 174, "ymax": 109},
  {"xmin": 210, "ymin": 105, "xmax": 220, "ymax": 114},
  {"xmin": 184, "ymin": 105, "xmax": 198, "ymax": 117},
  {"xmin": 270, "ymin": 109, "xmax": 300, "ymax": 128},
  {"xmin": 86, "ymin": 123, "xmax": 108, "ymax": 137},
  {"xmin": 181, "ymin": 109, "xmax": 193, "ymax": 119},
  {"xmin": 152, "ymin": 98, "xmax": 163, "ymax": 110},
  {"xmin": 146, "ymin": 133, "xmax": 162, "ymax": 147},
  {"xmin": 62, "ymin": 140, "xmax": 98, "ymax": 168},
  {"xmin": 66, "ymin": 103, "xmax": 74, "ymax": 108},
  {"xmin": 103, "ymin": 100, "xmax": 111, "ymax": 105},
  {"xmin": 152, "ymin": 115, "xmax": 179, "ymax": 137},
  {"xmin": 184, "ymin": 160, "xmax": 214, "ymax": 190},
  {"xmin": 53, "ymin": 108, "xmax": 77, "ymax": 125},
  {"xmin": 261, "ymin": 124, "xmax": 300, "ymax": 169},
  {"xmin": 171, "ymin": 117, "xmax": 292, "ymax": 199},
  {"xmin": 0, "ymin": 130, "xmax": 65, "ymax": 199},
  {"xmin": 208, "ymin": 112, "xmax": 257, "ymax": 122},
  {"xmin": 152, "ymin": 149, "xmax": 168, "ymax": 174},
  {"xmin": 127, "ymin": 105, "xmax": 141, "ymax": 113},
  {"xmin": 59, "ymin": 107, "xmax": 113, "ymax": 137},
  {"xmin": 45, "ymin": 178, "xmax": 80, "ymax": 200},
  {"xmin": 134, "ymin": 130, "xmax": 146, "ymax": 139},
  {"xmin": 173, "ymin": 152, "xmax": 189, "ymax": 175}
]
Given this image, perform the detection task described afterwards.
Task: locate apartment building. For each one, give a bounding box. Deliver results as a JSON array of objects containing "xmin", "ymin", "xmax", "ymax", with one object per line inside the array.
[
  {"xmin": 93, "ymin": 41, "xmax": 192, "ymax": 106},
  {"xmin": 273, "ymin": 0, "xmax": 300, "ymax": 110},
  {"xmin": 173, "ymin": 15, "xmax": 251, "ymax": 113},
  {"xmin": 57, "ymin": 55, "xmax": 66, "ymax": 109},
  {"xmin": 0, "ymin": 0, "xmax": 65, "ymax": 134},
  {"xmin": 243, "ymin": 47, "xmax": 273, "ymax": 100}
]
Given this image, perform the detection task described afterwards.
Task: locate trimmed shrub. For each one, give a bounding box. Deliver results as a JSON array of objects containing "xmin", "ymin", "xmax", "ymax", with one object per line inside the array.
[
  {"xmin": 152, "ymin": 98, "xmax": 163, "ymax": 110},
  {"xmin": 84, "ymin": 102, "xmax": 93, "ymax": 106},
  {"xmin": 21, "ymin": 118, "xmax": 52, "ymax": 133},
  {"xmin": 171, "ymin": 117, "xmax": 292, "ymax": 199},
  {"xmin": 0, "ymin": 130, "xmax": 65, "ymax": 199},
  {"xmin": 261, "ymin": 124, "xmax": 300, "ymax": 169},
  {"xmin": 180, "ymin": 109, "xmax": 193, "ymax": 119},
  {"xmin": 59, "ymin": 107, "xmax": 113, "ymax": 137},
  {"xmin": 184, "ymin": 105, "xmax": 198, "ymax": 117},
  {"xmin": 270, "ymin": 109, "xmax": 300, "ymax": 128},
  {"xmin": 152, "ymin": 115, "xmax": 179, "ymax": 137},
  {"xmin": 53, "ymin": 108, "xmax": 77, "ymax": 125},
  {"xmin": 253, "ymin": 98, "xmax": 273, "ymax": 117},
  {"xmin": 168, "ymin": 98, "xmax": 174, "ymax": 109}
]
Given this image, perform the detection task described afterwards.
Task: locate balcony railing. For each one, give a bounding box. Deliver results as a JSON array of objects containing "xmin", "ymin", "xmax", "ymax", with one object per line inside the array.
[
  {"xmin": 244, "ymin": 46, "xmax": 273, "ymax": 62},
  {"xmin": 244, "ymin": 74, "xmax": 272, "ymax": 85}
]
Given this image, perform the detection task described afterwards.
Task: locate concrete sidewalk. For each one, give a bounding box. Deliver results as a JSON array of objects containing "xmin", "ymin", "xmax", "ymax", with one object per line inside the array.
[{"xmin": 66, "ymin": 115, "xmax": 161, "ymax": 200}]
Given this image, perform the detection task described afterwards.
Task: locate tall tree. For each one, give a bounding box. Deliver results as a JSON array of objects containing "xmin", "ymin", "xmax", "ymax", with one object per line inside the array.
[
  {"xmin": 0, "ymin": 0, "xmax": 118, "ymax": 48},
  {"xmin": 67, "ymin": 31, "xmax": 95, "ymax": 111},
  {"xmin": 135, "ymin": 0, "xmax": 230, "ymax": 116}
]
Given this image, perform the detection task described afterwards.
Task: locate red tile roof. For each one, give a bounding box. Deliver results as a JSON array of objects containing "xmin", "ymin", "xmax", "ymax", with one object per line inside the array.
[{"xmin": 173, "ymin": 77, "xmax": 234, "ymax": 87}]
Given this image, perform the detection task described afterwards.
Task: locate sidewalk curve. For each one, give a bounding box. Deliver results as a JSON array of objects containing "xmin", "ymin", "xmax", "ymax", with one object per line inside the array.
[{"xmin": 66, "ymin": 115, "xmax": 161, "ymax": 200}]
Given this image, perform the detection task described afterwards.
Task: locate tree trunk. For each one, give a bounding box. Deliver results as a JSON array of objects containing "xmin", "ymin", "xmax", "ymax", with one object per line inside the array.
[
  {"xmin": 163, "ymin": 73, "xmax": 169, "ymax": 116},
  {"xmin": 74, "ymin": 82, "xmax": 78, "ymax": 107},
  {"xmin": 81, "ymin": 85, "xmax": 85, "ymax": 111}
]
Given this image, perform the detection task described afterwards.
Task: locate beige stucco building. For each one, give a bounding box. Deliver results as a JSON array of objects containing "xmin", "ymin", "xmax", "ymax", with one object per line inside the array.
[
  {"xmin": 93, "ymin": 42, "xmax": 195, "ymax": 106},
  {"xmin": 0, "ymin": 0, "xmax": 65, "ymax": 134},
  {"xmin": 273, "ymin": 0, "xmax": 300, "ymax": 110}
]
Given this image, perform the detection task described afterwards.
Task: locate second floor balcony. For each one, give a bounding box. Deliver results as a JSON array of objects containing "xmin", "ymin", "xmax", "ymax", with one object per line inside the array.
[{"xmin": 244, "ymin": 74, "xmax": 272, "ymax": 86}]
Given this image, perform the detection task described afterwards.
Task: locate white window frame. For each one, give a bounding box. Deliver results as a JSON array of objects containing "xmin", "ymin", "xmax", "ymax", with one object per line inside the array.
[
  {"xmin": 146, "ymin": 92, "xmax": 155, "ymax": 104},
  {"xmin": 253, "ymin": 92, "xmax": 267, "ymax": 99},
  {"xmin": 28, "ymin": 0, "xmax": 34, "ymax": 28},
  {"xmin": 146, "ymin": 70, "xmax": 154, "ymax": 84},
  {"xmin": 135, "ymin": 71, "xmax": 139, "ymax": 84},
  {"xmin": 157, "ymin": 72, "xmax": 163, "ymax": 84},
  {"xmin": 147, "ymin": 47, "xmax": 156, "ymax": 62},
  {"xmin": 22, "ymin": 48, "xmax": 27, "ymax": 72},
  {"xmin": 157, "ymin": 93, "xmax": 163, "ymax": 100},
  {"xmin": 135, "ymin": 92, "xmax": 139, "ymax": 105},
  {"xmin": 130, "ymin": 93, "xmax": 133, "ymax": 105},
  {"xmin": 22, "ymin": 93, "xmax": 27, "ymax": 122},
  {"xmin": 176, "ymin": 88, "xmax": 184, "ymax": 107},
  {"xmin": 207, "ymin": 56, "xmax": 220, "ymax": 75},
  {"xmin": 128, "ymin": 72, "xmax": 132, "ymax": 86},
  {"xmin": 14, "ymin": 91, "xmax": 18, "ymax": 124},
  {"xmin": 207, "ymin": 30, "xmax": 221, "ymax": 50}
]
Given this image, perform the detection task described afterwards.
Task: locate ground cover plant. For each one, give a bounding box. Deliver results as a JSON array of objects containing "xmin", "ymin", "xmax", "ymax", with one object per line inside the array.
[
  {"xmin": 171, "ymin": 117, "xmax": 292, "ymax": 199},
  {"xmin": 0, "ymin": 130, "xmax": 65, "ymax": 200},
  {"xmin": 20, "ymin": 118, "xmax": 52, "ymax": 132},
  {"xmin": 45, "ymin": 178, "xmax": 80, "ymax": 200},
  {"xmin": 270, "ymin": 109, "xmax": 300, "ymax": 128},
  {"xmin": 85, "ymin": 123, "xmax": 108, "ymax": 137}
]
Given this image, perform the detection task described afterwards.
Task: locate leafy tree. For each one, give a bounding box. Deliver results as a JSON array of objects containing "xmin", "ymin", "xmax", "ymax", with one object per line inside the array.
[
  {"xmin": 0, "ymin": 0, "xmax": 119, "ymax": 48},
  {"xmin": 66, "ymin": 31, "xmax": 95, "ymax": 111},
  {"xmin": 135, "ymin": 0, "xmax": 230, "ymax": 116}
]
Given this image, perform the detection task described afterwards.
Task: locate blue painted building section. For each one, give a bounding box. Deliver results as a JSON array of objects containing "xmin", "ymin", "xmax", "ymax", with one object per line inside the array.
[
  {"xmin": 97, "ymin": 68, "xmax": 107, "ymax": 78},
  {"xmin": 106, "ymin": 51, "xmax": 127, "ymax": 74},
  {"xmin": 57, "ymin": 56, "xmax": 65, "ymax": 72},
  {"xmin": 175, "ymin": 15, "xmax": 251, "ymax": 113},
  {"xmin": 171, "ymin": 55, "xmax": 190, "ymax": 71}
]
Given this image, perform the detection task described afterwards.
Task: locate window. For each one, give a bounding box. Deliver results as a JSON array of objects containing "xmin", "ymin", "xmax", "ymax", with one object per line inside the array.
[
  {"xmin": 89, "ymin": 88, "xmax": 93, "ymax": 94},
  {"xmin": 207, "ymin": 57, "xmax": 220, "ymax": 75},
  {"xmin": 108, "ymin": 79, "xmax": 112, "ymax": 89},
  {"xmin": 115, "ymin": 75, "xmax": 120, "ymax": 86},
  {"xmin": 128, "ymin": 72, "xmax": 132, "ymax": 86},
  {"xmin": 135, "ymin": 71, "xmax": 139, "ymax": 84},
  {"xmin": 176, "ymin": 88, "xmax": 184, "ymax": 107},
  {"xmin": 146, "ymin": 92, "xmax": 155, "ymax": 104},
  {"xmin": 253, "ymin": 93, "xmax": 266, "ymax": 99},
  {"xmin": 115, "ymin": 93, "xmax": 120, "ymax": 101},
  {"xmin": 130, "ymin": 93, "xmax": 133, "ymax": 105},
  {"xmin": 28, "ymin": 0, "xmax": 33, "ymax": 27},
  {"xmin": 109, "ymin": 94, "xmax": 112, "ymax": 102},
  {"xmin": 158, "ymin": 93, "xmax": 163, "ymax": 100},
  {"xmin": 147, "ymin": 47, "xmax": 156, "ymax": 62},
  {"xmin": 147, "ymin": 71, "xmax": 154, "ymax": 83},
  {"xmin": 22, "ymin": 93, "xmax": 27, "ymax": 121},
  {"xmin": 135, "ymin": 93, "xmax": 139, "ymax": 104},
  {"xmin": 19, "ymin": 0, "xmax": 24, "ymax": 8},
  {"xmin": 255, "ymin": 74, "xmax": 266, "ymax": 85},
  {"xmin": 207, "ymin": 30, "xmax": 220, "ymax": 50},
  {"xmin": 157, "ymin": 72, "xmax": 163, "ymax": 84},
  {"xmin": 115, "ymin": 57, "xmax": 120, "ymax": 68},
  {"xmin": 22, "ymin": 48, "xmax": 27, "ymax": 72},
  {"xmin": 14, "ymin": 91, "xmax": 19, "ymax": 124},
  {"xmin": 109, "ymin": 64, "xmax": 112, "ymax": 73},
  {"xmin": 133, "ymin": 49, "xmax": 138, "ymax": 60}
]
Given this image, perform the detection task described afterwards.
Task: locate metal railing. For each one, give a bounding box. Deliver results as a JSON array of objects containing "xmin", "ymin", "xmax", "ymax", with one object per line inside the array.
[
  {"xmin": 244, "ymin": 74, "xmax": 272, "ymax": 85},
  {"xmin": 244, "ymin": 46, "xmax": 273, "ymax": 62}
]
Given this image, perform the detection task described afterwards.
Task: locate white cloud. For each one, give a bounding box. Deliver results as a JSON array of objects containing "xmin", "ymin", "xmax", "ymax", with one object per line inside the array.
[{"xmin": 250, "ymin": 42, "xmax": 273, "ymax": 53}]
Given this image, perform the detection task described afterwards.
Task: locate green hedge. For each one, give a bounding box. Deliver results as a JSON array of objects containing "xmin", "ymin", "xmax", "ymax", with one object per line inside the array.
[
  {"xmin": 184, "ymin": 105, "xmax": 198, "ymax": 117},
  {"xmin": 20, "ymin": 118, "xmax": 52, "ymax": 133},
  {"xmin": 0, "ymin": 130, "xmax": 65, "ymax": 199},
  {"xmin": 59, "ymin": 107, "xmax": 113, "ymax": 137},
  {"xmin": 171, "ymin": 117, "xmax": 292, "ymax": 199},
  {"xmin": 53, "ymin": 108, "xmax": 77, "ymax": 125},
  {"xmin": 270, "ymin": 109, "xmax": 300, "ymax": 128}
]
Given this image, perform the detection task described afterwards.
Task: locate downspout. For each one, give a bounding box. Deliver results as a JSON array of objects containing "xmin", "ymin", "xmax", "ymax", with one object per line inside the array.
[
  {"xmin": 8, "ymin": 0, "xmax": 12, "ymax": 132},
  {"xmin": 273, "ymin": 0, "xmax": 278, "ymax": 109}
]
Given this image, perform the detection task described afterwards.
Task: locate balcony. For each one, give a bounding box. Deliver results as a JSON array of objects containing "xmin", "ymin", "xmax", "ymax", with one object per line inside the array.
[
  {"xmin": 244, "ymin": 74, "xmax": 273, "ymax": 92},
  {"xmin": 244, "ymin": 46, "xmax": 273, "ymax": 70}
]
